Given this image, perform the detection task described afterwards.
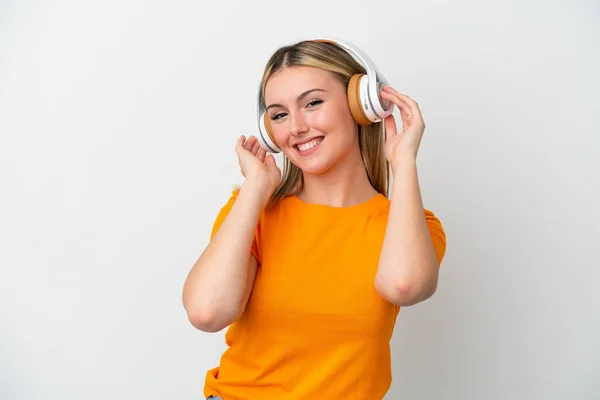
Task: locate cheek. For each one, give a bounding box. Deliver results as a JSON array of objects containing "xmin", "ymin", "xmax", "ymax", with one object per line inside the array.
[
  {"xmin": 313, "ymin": 105, "xmax": 356, "ymax": 143},
  {"xmin": 306, "ymin": 104, "xmax": 347, "ymax": 134},
  {"xmin": 308, "ymin": 110, "xmax": 332, "ymax": 132},
  {"xmin": 271, "ymin": 125, "xmax": 289, "ymax": 147}
]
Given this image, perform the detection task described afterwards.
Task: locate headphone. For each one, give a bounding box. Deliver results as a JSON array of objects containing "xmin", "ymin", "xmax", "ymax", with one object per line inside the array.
[{"xmin": 256, "ymin": 38, "xmax": 394, "ymax": 153}]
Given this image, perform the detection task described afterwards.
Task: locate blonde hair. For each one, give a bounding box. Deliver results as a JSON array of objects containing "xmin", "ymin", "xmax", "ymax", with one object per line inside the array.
[{"xmin": 260, "ymin": 40, "xmax": 389, "ymax": 209}]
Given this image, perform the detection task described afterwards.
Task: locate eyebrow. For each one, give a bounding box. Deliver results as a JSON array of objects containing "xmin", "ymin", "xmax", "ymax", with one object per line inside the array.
[{"xmin": 266, "ymin": 88, "xmax": 327, "ymax": 111}]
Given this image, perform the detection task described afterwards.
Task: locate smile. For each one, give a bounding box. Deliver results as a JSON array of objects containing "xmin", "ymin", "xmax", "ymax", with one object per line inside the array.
[{"xmin": 295, "ymin": 137, "xmax": 324, "ymax": 154}]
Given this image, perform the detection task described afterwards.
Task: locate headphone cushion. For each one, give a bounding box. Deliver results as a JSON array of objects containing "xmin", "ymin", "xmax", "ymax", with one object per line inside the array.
[{"xmin": 347, "ymin": 74, "xmax": 372, "ymax": 126}]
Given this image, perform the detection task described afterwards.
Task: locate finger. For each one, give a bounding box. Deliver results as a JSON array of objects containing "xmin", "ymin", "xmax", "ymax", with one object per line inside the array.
[
  {"xmin": 381, "ymin": 89, "xmax": 412, "ymax": 116},
  {"xmin": 257, "ymin": 146, "xmax": 266, "ymax": 162},
  {"xmin": 244, "ymin": 135, "xmax": 257, "ymax": 151},
  {"xmin": 265, "ymin": 153, "xmax": 276, "ymax": 167},
  {"xmin": 251, "ymin": 139, "xmax": 261, "ymax": 156},
  {"xmin": 383, "ymin": 86, "xmax": 422, "ymax": 117},
  {"xmin": 397, "ymin": 93, "xmax": 420, "ymax": 111},
  {"xmin": 381, "ymin": 91, "xmax": 412, "ymax": 131},
  {"xmin": 384, "ymin": 114, "xmax": 397, "ymax": 140},
  {"xmin": 393, "ymin": 92, "xmax": 424, "ymax": 129},
  {"xmin": 235, "ymin": 135, "xmax": 246, "ymax": 154}
]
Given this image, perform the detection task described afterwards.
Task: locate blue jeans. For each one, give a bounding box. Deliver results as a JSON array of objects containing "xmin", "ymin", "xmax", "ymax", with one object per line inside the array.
[{"xmin": 207, "ymin": 396, "xmax": 222, "ymax": 400}]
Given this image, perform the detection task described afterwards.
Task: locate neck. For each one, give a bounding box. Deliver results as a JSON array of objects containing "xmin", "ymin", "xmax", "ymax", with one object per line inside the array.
[{"xmin": 297, "ymin": 145, "xmax": 379, "ymax": 207}]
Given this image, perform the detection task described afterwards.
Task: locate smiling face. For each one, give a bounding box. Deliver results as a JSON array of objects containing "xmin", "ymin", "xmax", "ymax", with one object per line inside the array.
[{"xmin": 263, "ymin": 65, "xmax": 360, "ymax": 175}]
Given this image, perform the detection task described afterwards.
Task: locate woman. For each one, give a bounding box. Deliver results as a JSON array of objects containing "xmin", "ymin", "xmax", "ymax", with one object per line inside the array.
[{"xmin": 182, "ymin": 38, "xmax": 447, "ymax": 400}]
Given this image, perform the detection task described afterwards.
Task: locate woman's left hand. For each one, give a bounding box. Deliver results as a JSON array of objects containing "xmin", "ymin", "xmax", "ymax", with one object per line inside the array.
[{"xmin": 380, "ymin": 86, "xmax": 425, "ymax": 167}]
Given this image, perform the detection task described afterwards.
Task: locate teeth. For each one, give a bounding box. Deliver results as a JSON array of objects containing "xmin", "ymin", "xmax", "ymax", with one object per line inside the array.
[{"xmin": 297, "ymin": 138, "xmax": 322, "ymax": 152}]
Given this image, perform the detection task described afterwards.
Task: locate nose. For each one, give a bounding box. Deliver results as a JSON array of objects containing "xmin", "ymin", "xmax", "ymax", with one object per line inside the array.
[{"xmin": 289, "ymin": 111, "xmax": 309, "ymax": 137}]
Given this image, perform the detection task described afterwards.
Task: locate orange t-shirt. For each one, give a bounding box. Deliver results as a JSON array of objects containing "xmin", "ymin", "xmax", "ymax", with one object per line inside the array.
[{"xmin": 203, "ymin": 189, "xmax": 446, "ymax": 399}]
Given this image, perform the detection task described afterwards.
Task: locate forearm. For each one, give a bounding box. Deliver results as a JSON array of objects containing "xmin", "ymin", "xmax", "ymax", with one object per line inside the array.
[
  {"xmin": 375, "ymin": 157, "xmax": 439, "ymax": 306},
  {"xmin": 183, "ymin": 179, "xmax": 269, "ymax": 326}
]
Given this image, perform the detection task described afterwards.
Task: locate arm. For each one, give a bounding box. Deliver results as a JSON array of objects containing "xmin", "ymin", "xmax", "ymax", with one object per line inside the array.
[
  {"xmin": 375, "ymin": 86, "xmax": 445, "ymax": 307},
  {"xmin": 182, "ymin": 178, "xmax": 269, "ymax": 332},
  {"xmin": 374, "ymin": 158, "xmax": 440, "ymax": 306}
]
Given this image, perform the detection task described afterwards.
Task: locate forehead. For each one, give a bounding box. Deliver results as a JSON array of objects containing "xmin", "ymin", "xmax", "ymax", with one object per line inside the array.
[{"xmin": 264, "ymin": 66, "xmax": 341, "ymax": 103}]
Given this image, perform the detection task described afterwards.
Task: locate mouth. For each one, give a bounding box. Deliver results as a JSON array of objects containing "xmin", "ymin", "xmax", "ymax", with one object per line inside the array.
[{"xmin": 294, "ymin": 136, "xmax": 324, "ymax": 155}]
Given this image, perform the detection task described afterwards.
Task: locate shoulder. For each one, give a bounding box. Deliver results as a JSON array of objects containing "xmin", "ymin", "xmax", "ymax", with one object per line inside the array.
[
  {"xmin": 378, "ymin": 195, "xmax": 447, "ymax": 264},
  {"xmin": 210, "ymin": 188, "xmax": 240, "ymax": 239},
  {"xmin": 210, "ymin": 188, "xmax": 294, "ymax": 238},
  {"xmin": 423, "ymin": 208, "xmax": 446, "ymax": 265}
]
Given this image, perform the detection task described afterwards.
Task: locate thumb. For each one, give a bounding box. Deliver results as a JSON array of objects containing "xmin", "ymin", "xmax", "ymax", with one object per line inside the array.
[
  {"xmin": 384, "ymin": 115, "xmax": 397, "ymax": 140},
  {"xmin": 265, "ymin": 154, "xmax": 277, "ymax": 168}
]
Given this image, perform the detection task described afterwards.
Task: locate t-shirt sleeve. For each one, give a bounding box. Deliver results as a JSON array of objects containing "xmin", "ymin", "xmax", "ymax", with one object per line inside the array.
[
  {"xmin": 210, "ymin": 188, "xmax": 260, "ymax": 262},
  {"xmin": 424, "ymin": 209, "xmax": 446, "ymax": 267}
]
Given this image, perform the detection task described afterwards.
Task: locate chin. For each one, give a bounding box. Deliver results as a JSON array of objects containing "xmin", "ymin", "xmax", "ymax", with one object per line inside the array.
[
  {"xmin": 297, "ymin": 159, "xmax": 333, "ymax": 175},
  {"xmin": 286, "ymin": 154, "xmax": 332, "ymax": 175}
]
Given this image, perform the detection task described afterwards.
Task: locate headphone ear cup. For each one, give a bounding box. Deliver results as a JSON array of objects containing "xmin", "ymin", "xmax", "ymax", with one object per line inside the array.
[
  {"xmin": 347, "ymin": 74, "xmax": 372, "ymax": 126},
  {"xmin": 258, "ymin": 112, "xmax": 281, "ymax": 153}
]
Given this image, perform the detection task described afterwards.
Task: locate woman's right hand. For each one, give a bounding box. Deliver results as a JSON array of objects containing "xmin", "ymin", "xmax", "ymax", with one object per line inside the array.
[{"xmin": 235, "ymin": 135, "xmax": 281, "ymax": 193}]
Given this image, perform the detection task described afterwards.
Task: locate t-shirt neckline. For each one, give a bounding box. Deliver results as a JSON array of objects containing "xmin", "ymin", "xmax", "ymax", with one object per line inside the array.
[{"xmin": 287, "ymin": 192, "xmax": 387, "ymax": 213}]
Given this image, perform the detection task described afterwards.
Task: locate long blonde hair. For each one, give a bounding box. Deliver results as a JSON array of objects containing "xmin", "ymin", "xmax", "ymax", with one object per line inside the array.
[{"xmin": 260, "ymin": 40, "xmax": 389, "ymax": 209}]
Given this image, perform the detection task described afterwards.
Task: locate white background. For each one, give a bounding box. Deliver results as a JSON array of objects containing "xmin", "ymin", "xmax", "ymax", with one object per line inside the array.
[{"xmin": 1, "ymin": 0, "xmax": 599, "ymax": 399}]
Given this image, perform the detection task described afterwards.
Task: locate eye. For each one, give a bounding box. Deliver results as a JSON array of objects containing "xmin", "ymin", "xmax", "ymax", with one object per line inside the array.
[
  {"xmin": 269, "ymin": 99, "xmax": 323, "ymax": 121},
  {"xmin": 307, "ymin": 99, "xmax": 323, "ymax": 108},
  {"xmin": 269, "ymin": 112, "xmax": 286, "ymax": 121}
]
